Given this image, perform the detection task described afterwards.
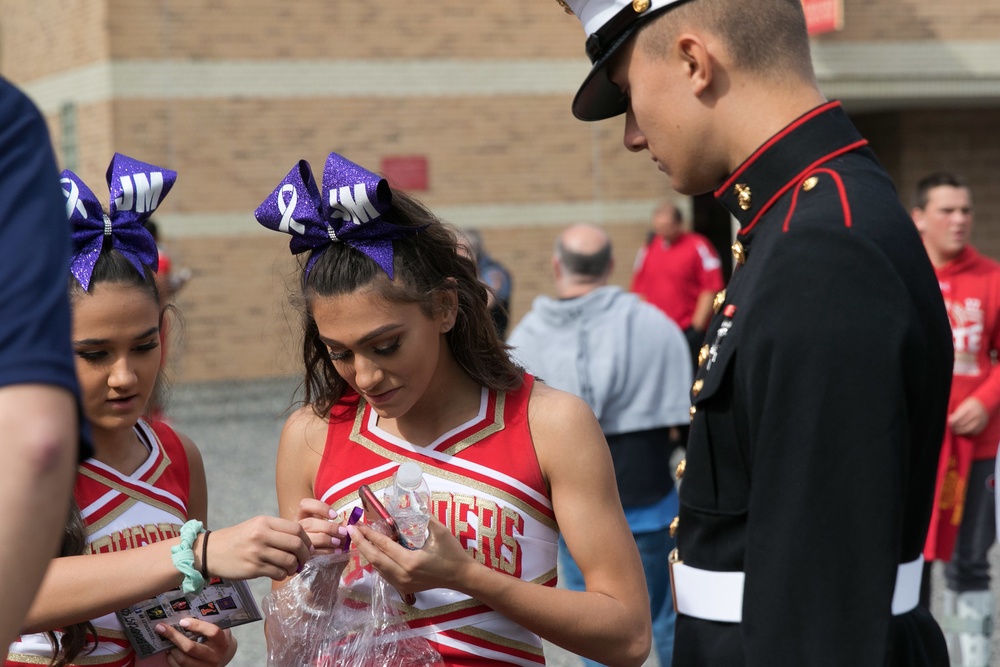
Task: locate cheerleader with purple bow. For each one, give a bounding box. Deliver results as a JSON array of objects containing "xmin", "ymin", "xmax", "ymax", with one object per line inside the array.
[
  {"xmin": 260, "ymin": 152, "xmax": 651, "ymax": 667},
  {"xmin": 5, "ymin": 154, "xmax": 313, "ymax": 667}
]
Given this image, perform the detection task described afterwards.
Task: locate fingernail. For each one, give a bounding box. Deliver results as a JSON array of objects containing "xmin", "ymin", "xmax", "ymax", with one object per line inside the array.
[
  {"xmin": 328, "ymin": 509, "xmax": 339, "ymax": 520},
  {"xmin": 337, "ymin": 526, "xmax": 348, "ymax": 536},
  {"xmin": 155, "ymin": 624, "xmax": 166, "ymax": 635},
  {"xmin": 179, "ymin": 618, "xmax": 191, "ymax": 628},
  {"xmin": 309, "ymin": 544, "xmax": 315, "ymax": 554},
  {"xmin": 347, "ymin": 525, "xmax": 357, "ymax": 536},
  {"xmin": 331, "ymin": 536, "xmax": 342, "ymax": 547}
]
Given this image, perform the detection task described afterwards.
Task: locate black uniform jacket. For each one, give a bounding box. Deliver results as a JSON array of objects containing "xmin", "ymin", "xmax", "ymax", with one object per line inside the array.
[{"xmin": 673, "ymin": 101, "xmax": 953, "ymax": 667}]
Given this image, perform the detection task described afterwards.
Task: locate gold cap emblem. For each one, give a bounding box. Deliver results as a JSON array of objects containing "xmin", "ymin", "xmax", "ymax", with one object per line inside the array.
[
  {"xmin": 732, "ymin": 241, "xmax": 746, "ymax": 265},
  {"xmin": 633, "ymin": 0, "xmax": 651, "ymax": 11},
  {"xmin": 734, "ymin": 183, "xmax": 752, "ymax": 211}
]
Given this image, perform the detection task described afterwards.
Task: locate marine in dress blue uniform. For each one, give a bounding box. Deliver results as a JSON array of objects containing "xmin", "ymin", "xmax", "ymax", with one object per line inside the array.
[
  {"xmin": 557, "ymin": 1, "xmax": 953, "ymax": 664},
  {"xmin": 672, "ymin": 100, "xmax": 952, "ymax": 666}
]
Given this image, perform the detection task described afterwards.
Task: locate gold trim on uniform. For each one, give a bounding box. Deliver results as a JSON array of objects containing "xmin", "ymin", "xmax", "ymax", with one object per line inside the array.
[
  {"xmin": 554, "ymin": 0, "xmax": 574, "ymax": 14},
  {"xmin": 78, "ymin": 470, "xmax": 187, "ymax": 537},
  {"xmin": 692, "ymin": 379, "xmax": 704, "ymax": 397},
  {"xmin": 675, "ymin": 458, "xmax": 686, "ymax": 480},
  {"xmin": 453, "ymin": 624, "xmax": 547, "ymax": 656},
  {"xmin": 669, "ymin": 516, "xmax": 680, "ymax": 538},
  {"xmin": 689, "ymin": 405, "xmax": 697, "ymax": 420},
  {"xmin": 341, "ymin": 566, "xmax": 558, "ymax": 624},
  {"xmin": 698, "ymin": 345, "xmax": 710, "ymax": 366},
  {"xmin": 802, "ymin": 176, "xmax": 819, "ymax": 191},
  {"xmin": 734, "ymin": 183, "xmax": 752, "ymax": 211},
  {"xmin": 441, "ymin": 391, "xmax": 506, "ymax": 456},
  {"xmin": 348, "ymin": 396, "xmax": 558, "ymax": 532},
  {"xmin": 78, "ymin": 424, "xmax": 184, "ymax": 536},
  {"xmin": 713, "ymin": 289, "xmax": 727, "ymax": 313},
  {"xmin": 731, "ymin": 241, "xmax": 745, "ymax": 266}
]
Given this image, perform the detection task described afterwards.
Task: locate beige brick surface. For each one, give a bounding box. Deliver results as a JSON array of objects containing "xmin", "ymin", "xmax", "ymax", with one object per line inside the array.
[{"xmin": 2, "ymin": 1, "xmax": 998, "ymax": 382}]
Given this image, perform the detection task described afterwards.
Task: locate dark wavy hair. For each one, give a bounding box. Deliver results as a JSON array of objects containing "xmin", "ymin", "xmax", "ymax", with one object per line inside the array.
[
  {"xmin": 297, "ymin": 189, "xmax": 523, "ymax": 418},
  {"xmin": 68, "ymin": 243, "xmax": 160, "ymax": 304},
  {"xmin": 46, "ymin": 501, "xmax": 96, "ymax": 667}
]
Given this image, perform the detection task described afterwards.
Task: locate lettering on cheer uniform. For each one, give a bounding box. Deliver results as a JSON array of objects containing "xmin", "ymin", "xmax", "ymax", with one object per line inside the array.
[
  {"xmin": 329, "ymin": 183, "xmax": 379, "ymax": 225},
  {"xmin": 342, "ymin": 491, "xmax": 525, "ymax": 584},
  {"xmin": 948, "ymin": 297, "xmax": 984, "ymax": 377},
  {"xmin": 436, "ymin": 492, "xmax": 523, "ymax": 576},
  {"xmin": 114, "ymin": 172, "xmax": 166, "ymax": 213},
  {"xmin": 87, "ymin": 522, "xmax": 181, "ymax": 554}
]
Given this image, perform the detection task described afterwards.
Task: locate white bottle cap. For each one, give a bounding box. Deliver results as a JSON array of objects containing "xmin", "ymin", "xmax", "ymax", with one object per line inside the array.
[{"xmin": 396, "ymin": 461, "xmax": 424, "ymax": 489}]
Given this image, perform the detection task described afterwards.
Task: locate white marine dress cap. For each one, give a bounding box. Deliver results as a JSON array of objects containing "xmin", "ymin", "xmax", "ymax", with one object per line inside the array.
[{"xmin": 558, "ymin": 0, "xmax": 695, "ymax": 121}]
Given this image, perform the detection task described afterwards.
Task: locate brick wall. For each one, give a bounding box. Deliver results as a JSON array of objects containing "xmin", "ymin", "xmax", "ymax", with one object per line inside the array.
[
  {"xmin": 2, "ymin": 1, "xmax": 998, "ymax": 383},
  {"xmin": 163, "ymin": 221, "xmax": 650, "ymax": 382}
]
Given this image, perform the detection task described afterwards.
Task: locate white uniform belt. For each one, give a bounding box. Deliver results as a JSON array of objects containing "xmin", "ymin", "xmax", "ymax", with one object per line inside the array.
[{"xmin": 671, "ymin": 554, "xmax": 924, "ymax": 622}]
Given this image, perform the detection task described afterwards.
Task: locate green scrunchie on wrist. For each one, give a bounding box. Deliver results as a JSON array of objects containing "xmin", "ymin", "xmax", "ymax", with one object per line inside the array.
[{"xmin": 171, "ymin": 519, "xmax": 206, "ymax": 595}]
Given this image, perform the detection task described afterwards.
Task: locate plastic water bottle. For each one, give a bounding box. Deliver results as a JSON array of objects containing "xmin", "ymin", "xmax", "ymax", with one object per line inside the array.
[{"xmin": 387, "ymin": 462, "xmax": 432, "ymax": 549}]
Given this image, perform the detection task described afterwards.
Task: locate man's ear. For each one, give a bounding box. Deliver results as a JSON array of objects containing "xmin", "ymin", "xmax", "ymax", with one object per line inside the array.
[
  {"xmin": 676, "ymin": 33, "xmax": 713, "ymax": 96},
  {"xmin": 911, "ymin": 207, "xmax": 926, "ymax": 233}
]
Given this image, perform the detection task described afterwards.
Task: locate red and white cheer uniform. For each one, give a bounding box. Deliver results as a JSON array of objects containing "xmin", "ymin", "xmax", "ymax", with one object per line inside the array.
[
  {"xmin": 315, "ymin": 375, "xmax": 558, "ymax": 667},
  {"xmin": 6, "ymin": 420, "xmax": 191, "ymax": 667}
]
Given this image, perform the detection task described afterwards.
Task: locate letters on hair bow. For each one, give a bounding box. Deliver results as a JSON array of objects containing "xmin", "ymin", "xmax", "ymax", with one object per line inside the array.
[
  {"xmin": 255, "ymin": 152, "xmax": 417, "ymax": 279},
  {"xmin": 62, "ymin": 153, "xmax": 176, "ymax": 290}
]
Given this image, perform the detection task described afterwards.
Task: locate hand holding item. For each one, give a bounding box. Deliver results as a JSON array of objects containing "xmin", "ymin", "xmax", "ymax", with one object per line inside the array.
[
  {"xmin": 154, "ymin": 617, "xmax": 236, "ymax": 667},
  {"xmin": 295, "ymin": 497, "xmax": 350, "ymax": 555},
  {"xmin": 201, "ymin": 516, "xmax": 311, "ymax": 582},
  {"xmin": 347, "ymin": 515, "xmax": 476, "ymax": 600}
]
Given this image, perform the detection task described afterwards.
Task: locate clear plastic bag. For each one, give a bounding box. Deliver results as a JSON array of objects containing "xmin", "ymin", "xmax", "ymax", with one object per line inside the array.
[{"xmin": 262, "ymin": 549, "xmax": 443, "ymax": 667}]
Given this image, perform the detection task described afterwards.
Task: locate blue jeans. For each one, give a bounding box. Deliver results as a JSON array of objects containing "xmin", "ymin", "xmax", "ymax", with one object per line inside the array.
[{"xmin": 559, "ymin": 526, "xmax": 675, "ymax": 667}]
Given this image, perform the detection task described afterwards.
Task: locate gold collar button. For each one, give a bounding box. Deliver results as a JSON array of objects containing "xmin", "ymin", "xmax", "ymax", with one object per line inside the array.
[
  {"xmin": 732, "ymin": 241, "xmax": 746, "ymax": 265},
  {"xmin": 734, "ymin": 183, "xmax": 752, "ymax": 211},
  {"xmin": 713, "ymin": 289, "xmax": 727, "ymax": 313}
]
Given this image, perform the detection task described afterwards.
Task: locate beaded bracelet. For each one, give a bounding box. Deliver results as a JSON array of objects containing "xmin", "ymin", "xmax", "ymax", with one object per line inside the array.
[{"xmin": 170, "ymin": 519, "xmax": 206, "ymax": 595}]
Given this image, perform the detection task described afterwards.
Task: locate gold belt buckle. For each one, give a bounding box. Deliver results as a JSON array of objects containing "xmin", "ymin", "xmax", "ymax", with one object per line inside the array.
[{"xmin": 669, "ymin": 548, "xmax": 682, "ymax": 613}]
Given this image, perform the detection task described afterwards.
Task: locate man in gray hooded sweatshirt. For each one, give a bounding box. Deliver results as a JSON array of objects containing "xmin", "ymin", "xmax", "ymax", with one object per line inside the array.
[{"xmin": 507, "ymin": 223, "xmax": 692, "ymax": 667}]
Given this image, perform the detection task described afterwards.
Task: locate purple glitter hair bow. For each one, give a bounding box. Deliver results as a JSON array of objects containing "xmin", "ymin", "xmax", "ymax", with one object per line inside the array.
[
  {"xmin": 61, "ymin": 153, "xmax": 176, "ymax": 290},
  {"xmin": 254, "ymin": 152, "xmax": 418, "ymax": 279}
]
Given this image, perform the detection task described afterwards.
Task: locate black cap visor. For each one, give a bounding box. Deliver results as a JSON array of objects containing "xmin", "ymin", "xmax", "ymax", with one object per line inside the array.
[
  {"xmin": 571, "ymin": 3, "xmax": 683, "ymax": 122},
  {"xmin": 571, "ymin": 27, "xmax": 638, "ymax": 122}
]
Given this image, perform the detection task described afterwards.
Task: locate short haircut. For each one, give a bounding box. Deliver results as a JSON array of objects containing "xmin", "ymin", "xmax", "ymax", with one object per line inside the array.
[
  {"xmin": 638, "ymin": 0, "xmax": 814, "ymax": 83},
  {"xmin": 913, "ymin": 171, "xmax": 969, "ymax": 210},
  {"xmin": 555, "ymin": 236, "xmax": 613, "ymax": 279}
]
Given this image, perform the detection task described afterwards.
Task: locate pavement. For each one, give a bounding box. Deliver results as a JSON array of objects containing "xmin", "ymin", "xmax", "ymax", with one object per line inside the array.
[{"xmin": 168, "ymin": 377, "xmax": 1000, "ymax": 667}]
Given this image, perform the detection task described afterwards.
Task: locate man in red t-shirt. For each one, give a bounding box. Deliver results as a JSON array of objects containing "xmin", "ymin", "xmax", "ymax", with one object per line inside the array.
[
  {"xmin": 631, "ymin": 201, "xmax": 724, "ymax": 366},
  {"xmin": 914, "ymin": 172, "xmax": 1000, "ymax": 667}
]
